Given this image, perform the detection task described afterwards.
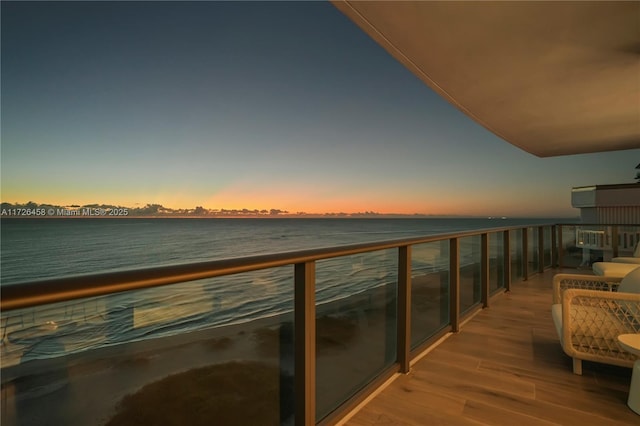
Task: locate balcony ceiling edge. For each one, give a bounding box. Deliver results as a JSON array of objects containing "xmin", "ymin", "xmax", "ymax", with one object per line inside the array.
[{"xmin": 331, "ymin": 1, "xmax": 640, "ymax": 157}]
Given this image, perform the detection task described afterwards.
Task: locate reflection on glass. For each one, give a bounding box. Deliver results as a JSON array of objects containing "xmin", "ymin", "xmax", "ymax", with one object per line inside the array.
[
  {"xmin": 543, "ymin": 226, "xmax": 553, "ymax": 267},
  {"xmin": 510, "ymin": 229, "xmax": 524, "ymax": 282},
  {"xmin": 410, "ymin": 241, "xmax": 449, "ymax": 349},
  {"xmin": 1, "ymin": 269, "xmax": 295, "ymax": 426},
  {"xmin": 489, "ymin": 232, "xmax": 505, "ymax": 293},
  {"xmin": 560, "ymin": 225, "xmax": 580, "ymax": 268},
  {"xmin": 527, "ymin": 227, "xmax": 538, "ymax": 276},
  {"xmin": 459, "ymin": 235, "xmax": 481, "ymax": 315},
  {"xmin": 558, "ymin": 225, "xmax": 635, "ymax": 269},
  {"xmin": 315, "ymin": 249, "xmax": 397, "ymax": 422},
  {"xmin": 574, "ymin": 225, "xmax": 606, "ymax": 268},
  {"xmin": 616, "ymin": 226, "xmax": 640, "ymax": 255}
]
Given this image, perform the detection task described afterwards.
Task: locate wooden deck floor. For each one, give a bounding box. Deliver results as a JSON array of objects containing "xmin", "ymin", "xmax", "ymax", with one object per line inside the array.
[{"xmin": 342, "ymin": 269, "xmax": 638, "ymax": 426}]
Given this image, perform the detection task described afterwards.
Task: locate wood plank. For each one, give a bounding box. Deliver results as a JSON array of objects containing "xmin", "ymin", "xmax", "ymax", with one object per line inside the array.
[
  {"xmin": 343, "ymin": 269, "xmax": 639, "ymax": 425},
  {"xmin": 461, "ymin": 399, "xmax": 559, "ymax": 426},
  {"xmin": 355, "ymin": 395, "xmax": 487, "ymax": 426},
  {"xmin": 411, "ymin": 361, "xmax": 536, "ymax": 400}
]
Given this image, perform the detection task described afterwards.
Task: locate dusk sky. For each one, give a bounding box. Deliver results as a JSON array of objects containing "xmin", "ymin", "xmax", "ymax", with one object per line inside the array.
[{"xmin": 2, "ymin": 1, "xmax": 638, "ymax": 218}]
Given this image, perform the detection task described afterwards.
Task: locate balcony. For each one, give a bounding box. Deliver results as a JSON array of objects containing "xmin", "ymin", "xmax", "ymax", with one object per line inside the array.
[
  {"xmin": 343, "ymin": 268, "xmax": 638, "ymax": 425},
  {"xmin": 1, "ymin": 224, "xmax": 639, "ymax": 425}
]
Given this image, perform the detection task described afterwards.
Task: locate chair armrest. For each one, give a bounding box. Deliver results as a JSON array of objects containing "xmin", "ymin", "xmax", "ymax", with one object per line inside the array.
[{"xmin": 552, "ymin": 274, "xmax": 622, "ymax": 304}]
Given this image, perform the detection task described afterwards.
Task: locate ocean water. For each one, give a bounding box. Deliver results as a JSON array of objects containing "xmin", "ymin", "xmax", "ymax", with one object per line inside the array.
[
  {"xmin": 0, "ymin": 217, "xmax": 561, "ymax": 284},
  {"xmin": 0, "ymin": 217, "xmax": 561, "ymax": 364}
]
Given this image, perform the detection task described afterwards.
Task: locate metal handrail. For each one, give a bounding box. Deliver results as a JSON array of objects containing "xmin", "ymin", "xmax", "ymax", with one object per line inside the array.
[
  {"xmin": 2, "ymin": 224, "xmax": 549, "ymax": 311},
  {"xmin": 8, "ymin": 221, "xmax": 635, "ymax": 312}
]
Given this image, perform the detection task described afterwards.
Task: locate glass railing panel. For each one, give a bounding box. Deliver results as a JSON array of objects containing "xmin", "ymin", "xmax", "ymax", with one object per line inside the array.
[
  {"xmin": 315, "ymin": 249, "xmax": 397, "ymax": 421},
  {"xmin": 560, "ymin": 225, "xmax": 580, "ymax": 268},
  {"xmin": 543, "ymin": 226, "xmax": 553, "ymax": 268},
  {"xmin": 568, "ymin": 225, "xmax": 608, "ymax": 268},
  {"xmin": 615, "ymin": 225, "xmax": 640, "ymax": 257},
  {"xmin": 410, "ymin": 240, "xmax": 450, "ymax": 349},
  {"xmin": 510, "ymin": 229, "xmax": 524, "ymax": 282},
  {"xmin": 527, "ymin": 227, "xmax": 539, "ymax": 276},
  {"xmin": 459, "ymin": 235, "xmax": 481, "ymax": 315},
  {"xmin": 1, "ymin": 268, "xmax": 295, "ymax": 426},
  {"xmin": 489, "ymin": 232, "xmax": 505, "ymax": 293}
]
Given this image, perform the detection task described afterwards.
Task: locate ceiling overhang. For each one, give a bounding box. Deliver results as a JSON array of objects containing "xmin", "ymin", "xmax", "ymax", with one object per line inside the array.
[{"xmin": 332, "ymin": 1, "xmax": 640, "ymax": 157}]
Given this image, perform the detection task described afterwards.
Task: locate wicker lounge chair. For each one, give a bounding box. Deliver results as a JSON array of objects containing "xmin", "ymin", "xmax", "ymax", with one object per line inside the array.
[{"xmin": 552, "ymin": 267, "xmax": 640, "ymax": 375}]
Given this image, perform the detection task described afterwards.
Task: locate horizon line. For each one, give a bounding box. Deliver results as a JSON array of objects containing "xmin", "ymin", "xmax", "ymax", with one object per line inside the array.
[{"xmin": 0, "ymin": 200, "xmax": 578, "ymax": 220}]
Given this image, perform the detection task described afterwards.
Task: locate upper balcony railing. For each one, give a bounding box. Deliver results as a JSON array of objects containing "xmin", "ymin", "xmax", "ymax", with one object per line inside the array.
[
  {"xmin": 557, "ymin": 224, "xmax": 640, "ymax": 268},
  {"xmin": 0, "ymin": 223, "xmax": 637, "ymax": 425}
]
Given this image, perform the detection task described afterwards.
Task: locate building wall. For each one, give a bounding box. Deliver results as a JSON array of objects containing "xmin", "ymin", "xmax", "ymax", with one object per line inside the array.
[
  {"xmin": 579, "ymin": 207, "xmax": 598, "ymax": 223},
  {"xmin": 571, "ymin": 186, "xmax": 596, "ymax": 208},
  {"xmin": 596, "ymin": 187, "xmax": 640, "ymax": 207},
  {"xmin": 572, "ymin": 184, "xmax": 640, "ymax": 224},
  {"xmin": 595, "ymin": 206, "xmax": 640, "ymax": 224}
]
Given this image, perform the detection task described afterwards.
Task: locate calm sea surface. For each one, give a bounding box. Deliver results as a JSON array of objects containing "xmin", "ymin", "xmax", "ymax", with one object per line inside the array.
[
  {"xmin": 0, "ymin": 217, "xmax": 563, "ymax": 284},
  {"xmin": 1, "ymin": 217, "xmax": 564, "ymax": 364}
]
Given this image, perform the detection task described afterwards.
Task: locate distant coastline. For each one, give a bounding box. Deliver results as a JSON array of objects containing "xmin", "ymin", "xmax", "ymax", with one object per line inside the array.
[{"xmin": 0, "ymin": 201, "xmax": 576, "ymax": 220}]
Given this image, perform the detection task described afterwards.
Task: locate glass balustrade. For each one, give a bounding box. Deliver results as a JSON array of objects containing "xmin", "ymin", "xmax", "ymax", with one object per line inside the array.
[
  {"xmin": 1, "ymin": 223, "xmax": 584, "ymax": 425},
  {"xmin": 314, "ymin": 250, "xmax": 397, "ymax": 421},
  {"xmin": 543, "ymin": 226, "xmax": 553, "ymax": 268},
  {"xmin": 410, "ymin": 241, "xmax": 449, "ymax": 349},
  {"xmin": 527, "ymin": 227, "xmax": 538, "ymax": 276},
  {"xmin": 1, "ymin": 269, "xmax": 295, "ymax": 426},
  {"xmin": 489, "ymin": 231, "xmax": 505, "ymax": 293},
  {"xmin": 510, "ymin": 228, "xmax": 524, "ymax": 282},
  {"xmin": 459, "ymin": 235, "xmax": 482, "ymax": 315}
]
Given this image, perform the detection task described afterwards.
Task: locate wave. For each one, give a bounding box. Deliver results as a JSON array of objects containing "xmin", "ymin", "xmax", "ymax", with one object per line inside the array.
[{"xmin": 1, "ymin": 217, "xmax": 546, "ymax": 366}]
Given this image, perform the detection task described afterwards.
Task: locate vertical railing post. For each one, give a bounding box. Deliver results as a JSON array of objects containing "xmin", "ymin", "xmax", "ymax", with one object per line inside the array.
[
  {"xmin": 481, "ymin": 233, "xmax": 490, "ymax": 308},
  {"xmin": 522, "ymin": 227, "xmax": 529, "ymax": 281},
  {"xmin": 611, "ymin": 225, "xmax": 619, "ymax": 259},
  {"xmin": 295, "ymin": 261, "xmax": 316, "ymax": 426},
  {"xmin": 450, "ymin": 238, "xmax": 460, "ymax": 332},
  {"xmin": 537, "ymin": 226, "xmax": 544, "ymax": 273},
  {"xmin": 503, "ymin": 230, "xmax": 511, "ymax": 292},
  {"xmin": 397, "ymin": 245, "xmax": 411, "ymax": 373}
]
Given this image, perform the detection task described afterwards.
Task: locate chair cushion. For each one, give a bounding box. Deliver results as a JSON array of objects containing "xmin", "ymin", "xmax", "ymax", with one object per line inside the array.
[
  {"xmin": 619, "ymin": 267, "xmax": 640, "ymax": 294},
  {"xmin": 612, "ymin": 257, "xmax": 640, "ymax": 264},
  {"xmin": 592, "ymin": 262, "xmax": 640, "ymax": 278}
]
